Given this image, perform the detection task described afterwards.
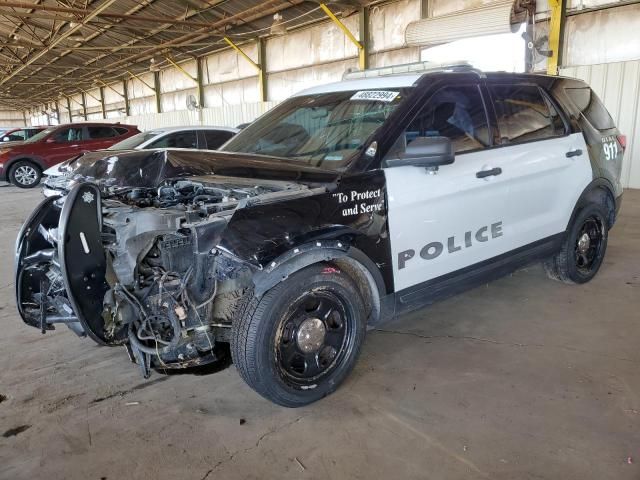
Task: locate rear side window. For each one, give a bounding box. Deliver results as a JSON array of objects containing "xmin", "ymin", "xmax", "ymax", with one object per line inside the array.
[
  {"xmin": 148, "ymin": 131, "xmax": 197, "ymax": 149},
  {"xmin": 53, "ymin": 127, "xmax": 83, "ymax": 142},
  {"xmin": 564, "ymin": 87, "xmax": 615, "ymax": 131},
  {"xmin": 114, "ymin": 127, "xmax": 130, "ymax": 135},
  {"xmin": 5, "ymin": 130, "xmax": 26, "ymax": 141},
  {"xmin": 490, "ymin": 85, "xmax": 566, "ymax": 144},
  {"xmin": 88, "ymin": 126, "xmax": 117, "ymax": 139},
  {"xmin": 204, "ymin": 130, "xmax": 234, "ymax": 150}
]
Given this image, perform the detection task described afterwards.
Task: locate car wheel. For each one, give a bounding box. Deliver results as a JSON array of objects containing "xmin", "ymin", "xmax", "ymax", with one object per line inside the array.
[
  {"xmin": 544, "ymin": 203, "xmax": 609, "ymax": 284},
  {"xmin": 10, "ymin": 161, "xmax": 41, "ymax": 188},
  {"xmin": 231, "ymin": 263, "xmax": 366, "ymax": 407}
]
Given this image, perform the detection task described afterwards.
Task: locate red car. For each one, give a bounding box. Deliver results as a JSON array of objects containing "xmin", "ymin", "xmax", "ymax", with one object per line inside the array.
[{"xmin": 0, "ymin": 122, "xmax": 139, "ymax": 188}]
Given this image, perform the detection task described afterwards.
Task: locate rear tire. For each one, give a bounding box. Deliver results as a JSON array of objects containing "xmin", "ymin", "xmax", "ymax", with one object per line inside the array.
[
  {"xmin": 544, "ymin": 203, "xmax": 608, "ymax": 284},
  {"xmin": 9, "ymin": 160, "xmax": 41, "ymax": 188},
  {"xmin": 231, "ymin": 263, "xmax": 366, "ymax": 407}
]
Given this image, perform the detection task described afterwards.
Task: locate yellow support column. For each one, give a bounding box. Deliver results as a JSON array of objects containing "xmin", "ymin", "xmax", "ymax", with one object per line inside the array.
[
  {"xmin": 547, "ymin": 0, "xmax": 565, "ymax": 75},
  {"xmin": 223, "ymin": 37, "xmax": 266, "ymax": 102},
  {"xmin": 320, "ymin": 3, "xmax": 367, "ymax": 71}
]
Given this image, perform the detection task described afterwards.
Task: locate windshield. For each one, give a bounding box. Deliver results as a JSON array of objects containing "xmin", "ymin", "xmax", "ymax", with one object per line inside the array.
[
  {"xmin": 221, "ymin": 88, "xmax": 411, "ymax": 168},
  {"xmin": 107, "ymin": 131, "xmax": 159, "ymax": 150},
  {"xmin": 25, "ymin": 127, "xmax": 56, "ymax": 143}
]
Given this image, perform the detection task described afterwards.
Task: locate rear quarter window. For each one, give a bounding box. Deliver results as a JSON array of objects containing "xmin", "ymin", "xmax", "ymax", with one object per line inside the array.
[{"xmin": 564, "ymin": 87, "xmax": 615, "ymax": 131}]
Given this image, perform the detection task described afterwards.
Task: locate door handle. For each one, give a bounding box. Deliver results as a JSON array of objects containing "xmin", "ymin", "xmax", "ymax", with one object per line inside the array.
[
  {"xmin": 566, "ymin": 149, "xmax": 583, "ymax": 158},
  {"xmin": 476, "ymin": 167, "xmax": 502, "ymax": 179}
]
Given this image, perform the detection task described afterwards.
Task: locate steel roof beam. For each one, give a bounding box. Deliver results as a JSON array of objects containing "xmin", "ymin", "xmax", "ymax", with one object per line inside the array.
[{"xmin": 0, "ymin": 0, "xmax": 119, "ymax": 86}]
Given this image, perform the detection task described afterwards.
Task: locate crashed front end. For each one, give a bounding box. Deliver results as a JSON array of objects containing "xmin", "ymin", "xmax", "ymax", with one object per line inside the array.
[{"xmin": 16, "ymin": 177, "xmax": 304, "ymax": 377}]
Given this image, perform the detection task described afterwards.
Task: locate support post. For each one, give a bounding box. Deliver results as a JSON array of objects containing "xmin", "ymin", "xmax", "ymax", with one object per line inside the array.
[
  {"xmin": 359, "ymin": 6, "xmax": 370, "ymax": 71},
  {"xmin": 153, "ymin": 71, "xmax": 162, "ymax": 113},
  {"xmin": 99, "ymin": 86, "xmax": 106, "ymax": 119},
  {"xmin": 80, "ymin": 92, "xmax": 87, "ymax": 120},
  {"xmin": 420, "ymin": 0, "xmax": 429, "ymax": 18},
  {"xmin": 320, "ymin": 3, "xmax": 366, "ymax": 71},
  {"xmin": 257, "ymin": 37, "xmax": 267, "ymax": 102},
  {"xmin": 66, "ymin": 96, "xmax": 72, "ymax": 122},
  {"xmin": 547, "ymin": 0, "xmax": 566, "ymax": 75},
  {"xmin": 196, "ymin": 57, "xmax": 205, "ymax": 110},
  {"xmin": 122, "ymin": 80, "xmax": 130, "ymax": 117},
  {"xmin": 54, "ymin": 100, "xmax": 60, "ymax": 125}
]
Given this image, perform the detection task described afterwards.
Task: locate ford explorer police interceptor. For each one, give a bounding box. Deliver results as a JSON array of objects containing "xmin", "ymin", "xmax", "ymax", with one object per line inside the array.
[{"xmin": 15, "ymin": 62, "xmax": 625, "ymax": 406}]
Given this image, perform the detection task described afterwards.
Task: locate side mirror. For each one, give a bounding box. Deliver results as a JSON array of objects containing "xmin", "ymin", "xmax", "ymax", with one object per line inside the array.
[
  {"xmin": 385, "ymin": 136, "xmax": 454, "ymax": 169},
  {"xmin": 2, "ymin": 136, "xmax": 9, "ymax": 142}
]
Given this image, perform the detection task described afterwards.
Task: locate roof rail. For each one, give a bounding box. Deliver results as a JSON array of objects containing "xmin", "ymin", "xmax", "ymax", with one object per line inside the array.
[{"xmin": 342, "ymin": 60, "xmax": 482, "ymax": 80}]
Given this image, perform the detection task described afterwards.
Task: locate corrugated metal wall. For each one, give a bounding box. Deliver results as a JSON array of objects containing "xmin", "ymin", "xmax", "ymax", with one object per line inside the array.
[
  {"xmin": 68, "ymin": 100, "xmax": 280, "ymax": 131},
  {"xmin": 0, "ymin": 110, "xmax": 25, "ymax": 127},
  {"xmin": 561, "ymin": 61, "xmax": 640, "ymax": 189}
]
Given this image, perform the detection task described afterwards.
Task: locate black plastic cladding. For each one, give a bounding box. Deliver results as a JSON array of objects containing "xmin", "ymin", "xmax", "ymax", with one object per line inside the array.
[{"xmin": 58, "ymin": 183, "xmax": 110, "ymax": 344}]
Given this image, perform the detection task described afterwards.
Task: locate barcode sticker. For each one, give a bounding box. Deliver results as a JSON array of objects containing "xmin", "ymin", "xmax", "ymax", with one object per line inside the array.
[{"xmin": 350, "ymin": 90, "xmax": 399, "ymax": 102}]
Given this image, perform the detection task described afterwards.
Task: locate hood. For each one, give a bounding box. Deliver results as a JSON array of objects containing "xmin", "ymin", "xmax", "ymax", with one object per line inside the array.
[{"xmin": 46, "ymin": 148, "xmax": 340, "ymax": 192}]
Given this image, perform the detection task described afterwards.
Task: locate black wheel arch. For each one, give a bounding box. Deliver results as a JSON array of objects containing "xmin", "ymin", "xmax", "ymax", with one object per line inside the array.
[
  {"xmin": 568, "ymin": 178, "xmax": 617, "ymax": 231},
  {"xmin": 251, "ymin": 240, "xmax": 386, "ymax": 326}
]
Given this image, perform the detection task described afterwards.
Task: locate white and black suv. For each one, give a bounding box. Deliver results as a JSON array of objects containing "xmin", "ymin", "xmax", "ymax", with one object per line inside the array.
[{"xmin": 16, "ymin": 64, "xmax": 625, "ymax": 407}]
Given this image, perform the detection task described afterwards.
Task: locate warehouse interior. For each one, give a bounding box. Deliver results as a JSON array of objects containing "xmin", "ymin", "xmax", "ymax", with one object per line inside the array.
[{"xmin": 1, "ymin": 1, "xmax": 639, "ymax": 479}]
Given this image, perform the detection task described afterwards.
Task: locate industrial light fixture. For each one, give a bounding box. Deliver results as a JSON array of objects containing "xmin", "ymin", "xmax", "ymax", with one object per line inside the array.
[
  {"xmin": 149, "ymin": 57, "xmax": 160, "ymax": 72},
  {"xmin": 270, "ymin": 13, "xmax": 286, "ymax": 36}
]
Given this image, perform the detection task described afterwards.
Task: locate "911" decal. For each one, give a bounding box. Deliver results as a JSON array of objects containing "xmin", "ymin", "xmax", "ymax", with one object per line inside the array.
[{"xmin": 602, "ymin": 136, "xmax": 618, "ymax": 161}]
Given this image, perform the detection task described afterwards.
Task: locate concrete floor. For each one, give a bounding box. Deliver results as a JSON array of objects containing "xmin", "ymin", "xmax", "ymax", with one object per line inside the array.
[{"xmin": 1, "ymin": 185, "xmax": 639, "ymax": 480}]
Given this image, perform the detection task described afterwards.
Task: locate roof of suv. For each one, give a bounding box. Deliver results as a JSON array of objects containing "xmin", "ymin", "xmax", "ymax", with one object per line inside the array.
[
  {"xmin": 294, "ymin": 74, "xmax": 423, "ymax": 97},
  {"xmin": 147, "ymin": 125, "xmax": 239, "ymax": 133},
  {"xmin": 51, "ymin": 122, "xmax": 138, "ymax": 129},
  {"xmin": 293, "ymin": 62, "xmax": 562, "ymax": 97}
]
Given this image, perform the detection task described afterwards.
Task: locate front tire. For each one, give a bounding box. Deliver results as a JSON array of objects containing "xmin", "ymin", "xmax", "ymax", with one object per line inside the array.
[
  {"xmin": 544, "ymin": 203, "xmax": 609, "ymax": 284},
  {"xmin": 231, "ymin": 264, "xmax": 366, "ymax": 407},
  {"xmin": 9, "ymin": 160, "xmax": 41, "ymax": 188}
]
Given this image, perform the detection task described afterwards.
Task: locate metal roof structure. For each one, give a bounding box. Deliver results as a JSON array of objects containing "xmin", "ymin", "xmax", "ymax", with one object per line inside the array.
[{"xmin": 0, "ymin": 0, "xmax": 369, "ymax": 110}]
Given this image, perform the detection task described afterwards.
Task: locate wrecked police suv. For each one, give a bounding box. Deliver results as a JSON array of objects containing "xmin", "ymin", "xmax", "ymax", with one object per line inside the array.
[{"xmin": 16, "ymin": 64, "xmax": 624, "ymax": 406}]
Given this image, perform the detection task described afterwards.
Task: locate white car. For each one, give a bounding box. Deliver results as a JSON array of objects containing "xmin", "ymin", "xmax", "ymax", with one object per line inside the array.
[{"xmin": 43, "ymin": 125, "xmax": 239, "ymax": 177}]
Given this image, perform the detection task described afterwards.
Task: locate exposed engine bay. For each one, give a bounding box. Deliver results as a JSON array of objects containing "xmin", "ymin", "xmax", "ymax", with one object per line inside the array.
[{"xmin": 16, "ymin": 176, "xmax": 309, "ymax": 377}]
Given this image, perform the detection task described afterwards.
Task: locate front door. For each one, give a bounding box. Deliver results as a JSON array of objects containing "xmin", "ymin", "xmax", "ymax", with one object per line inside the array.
[
  {"xmin": 45, "ymin": 126, "xmax": 86, "ymax": 167},
  {"xmin": 384, "ymin": 84, "xmax": 514, "ymax": 292}
]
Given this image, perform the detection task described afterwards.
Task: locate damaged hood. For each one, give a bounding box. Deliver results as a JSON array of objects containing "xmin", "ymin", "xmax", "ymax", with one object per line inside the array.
[{"xmin": 45, "ymin": 148, "xmax": 339, "ymax": 193}]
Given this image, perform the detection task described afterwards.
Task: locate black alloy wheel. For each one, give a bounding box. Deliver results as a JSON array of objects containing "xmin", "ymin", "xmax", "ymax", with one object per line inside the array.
[
  {"xmin": 232, "ymin": 263, "xmax": 366, "ymax": 407},
  {"xmin": 276, "ymin": 289, "xmax": 354, "ymax": 386}
]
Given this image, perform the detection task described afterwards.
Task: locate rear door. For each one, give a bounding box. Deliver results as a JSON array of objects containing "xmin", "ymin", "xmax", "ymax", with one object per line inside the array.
[
  {"xmin": 146, "ymin": 130, "xmax": 198, "ymax": 149},
  {"xmin": 486, "ymin": 83, "xmax": 592, "ymax": 247},
  {"xmin": 384, "ymin": 83, "xmax": 514, "ymax": 291},
  {"xmin": 203, "ymin": 129, "xmax": 235, "ymax": 150},
  {"xmin": 86, "ymin": 125, "xmax": 120, "ymax": 150}
]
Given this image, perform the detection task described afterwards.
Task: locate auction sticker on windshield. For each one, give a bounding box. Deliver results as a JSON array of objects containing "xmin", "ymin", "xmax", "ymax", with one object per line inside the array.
[{"xmin": 350, "ymin": 90, "xmax": 399, "ymax": 102}]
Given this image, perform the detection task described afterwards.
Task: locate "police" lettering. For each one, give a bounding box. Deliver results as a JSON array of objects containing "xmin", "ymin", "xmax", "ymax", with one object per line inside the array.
[{"xmin": 398, "ymin": 222, "xmax": 503, "ymax": 269}]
